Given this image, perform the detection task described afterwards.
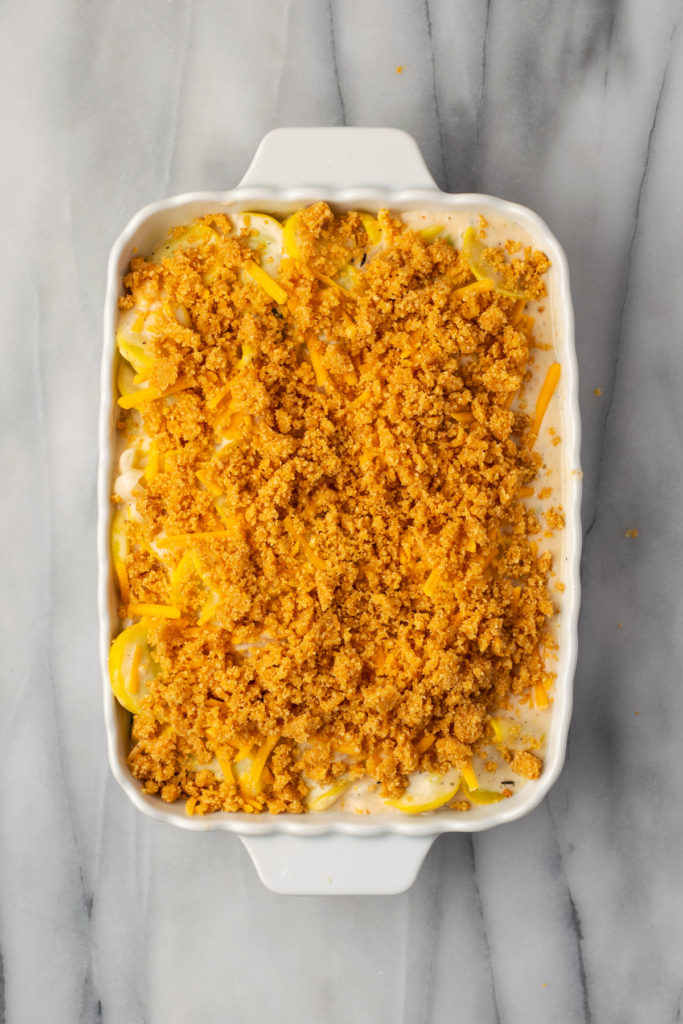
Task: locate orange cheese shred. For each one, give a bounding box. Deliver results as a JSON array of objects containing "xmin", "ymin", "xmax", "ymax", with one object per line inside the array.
[
  {"xmin": 534, "ymin": 682, "xmax": 550, "ymax": 708},
  {"xmin": 117, "ymin": 378, "xmax": 192, "ymax": 410},
  {"xmin": 530, "ymin": 362, "xmax": 561, "ymax": 445},
  {"xmin": 115, "ymin": 561, "xmax": 130, "ymax": 604},
  {"xmin": 454, "ymin": 279, "xmax": 494, "ymax": 297},
  {"xmin": 244, "ymin": 260, "xmax": 288, "ymax": 305},
  {"xmin": 125, "ymin": 603, "xmax": 181, "ymax": 619}
]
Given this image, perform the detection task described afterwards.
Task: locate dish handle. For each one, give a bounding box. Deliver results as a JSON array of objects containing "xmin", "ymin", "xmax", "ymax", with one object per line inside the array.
[
  {"xmin": 240, "ymin": 832, "xmax": 435, "ymax": 895},
  {"xmin": 238, "ymin": 127, "xmax": 437, "ymax": 191}
]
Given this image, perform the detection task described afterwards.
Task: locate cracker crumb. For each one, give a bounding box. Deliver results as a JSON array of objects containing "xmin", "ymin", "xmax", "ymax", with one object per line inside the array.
[
  {"xmin": 625, "ymin": 528, "xmax": 638, "ymax": 538},
  {"xmin": 510, "ymin": 750, "xmax": 543, "ymax": 780},
  {"xmin": 545, "ymin": 507, "xmax": 565, "ymax": 531}
]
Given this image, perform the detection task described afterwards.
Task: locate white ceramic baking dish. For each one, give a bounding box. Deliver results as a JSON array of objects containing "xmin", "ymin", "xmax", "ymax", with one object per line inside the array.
[{"xmin": 98, "ymin": 127, "xmax": 581, "ymax": 895}]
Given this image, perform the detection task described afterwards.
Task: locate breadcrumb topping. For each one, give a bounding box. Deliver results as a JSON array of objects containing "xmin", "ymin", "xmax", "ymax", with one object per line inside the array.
[{"xmin": 113, "ymin": 205, "xmax": 557, "ymax": 814}]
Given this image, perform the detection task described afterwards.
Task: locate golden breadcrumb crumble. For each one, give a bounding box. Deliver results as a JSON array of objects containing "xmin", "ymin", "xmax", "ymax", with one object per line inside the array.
[{"xmin": 112, "ymin": 204, "xmax": 559, "ymax": 814}]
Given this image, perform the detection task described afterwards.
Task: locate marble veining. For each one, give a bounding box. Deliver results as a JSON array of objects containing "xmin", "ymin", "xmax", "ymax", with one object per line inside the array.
[{"xmin": 1, "ymin": 0, "xmax": 683, "ymax": 1021}]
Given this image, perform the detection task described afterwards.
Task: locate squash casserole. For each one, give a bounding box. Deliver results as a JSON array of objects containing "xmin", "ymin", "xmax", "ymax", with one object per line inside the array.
[{"xmin": 109, "ymin": 203, "xmax": 561, "ymax": 815}]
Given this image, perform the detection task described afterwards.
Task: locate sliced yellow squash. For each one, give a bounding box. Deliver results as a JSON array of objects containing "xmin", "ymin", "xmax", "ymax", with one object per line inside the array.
[
  {"xmin": 460, "ymin": 778, "xmax": 504, "ymax": 805},
  {"xmin": 462, "ymin": 226, "xmax": 526, "ymax": 299},
  {"xmin": 233, "ymin": 212, "xmax": 284, "ymax": 279},
  {"xmin": 305, "ymin": 778, "xmax": 350, "ymax": 812},
  {"xmin": 116, "ymin": 355, "xmax": 140, "ymax": 400},
  {"xmin": 108, "ymin": 621, "xmax": 159, "ymax": 714},
  {"xmin": 282, "ymin": 210, "xmax": 303, "ymax": 260},
  {"xmin": 462, "ymin": 760, "xmax": 478, "ymax": 790},
  {"xmin": 358, "ymin": 213, "xmax": 382, "ymax": 246},
  {"xmin": 418, "ymin": 225, "xmax": 445, "ymax": 243},
  {"xmin": 111, "ymin": 507, "xmax": 130, "ymax": 602},
  {"xmin": 149, "ymin": 222, "xmax": 217, "ymax": 264},
  {"xmin": 116, "ymin": 331, "xmax": 154, "ymax": 375},
  {"xmin": 490, "ymin": 716, "xmax": 518, "ymax": 744},
  {"xmin": 384, "ymin": 769, "xmax": 461, "ymax": 814}
]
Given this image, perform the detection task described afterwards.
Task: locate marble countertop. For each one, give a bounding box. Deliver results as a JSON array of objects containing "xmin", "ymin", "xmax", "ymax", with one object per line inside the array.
[{"xmin": 2, "ymin": 1, "xmax": 682, "ymax": 1021}]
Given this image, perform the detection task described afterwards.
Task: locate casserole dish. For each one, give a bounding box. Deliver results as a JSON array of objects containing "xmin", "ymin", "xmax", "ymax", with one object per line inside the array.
[{"xmin": 99, "ymin": 127, "xmax": 581, "ymax": 894}]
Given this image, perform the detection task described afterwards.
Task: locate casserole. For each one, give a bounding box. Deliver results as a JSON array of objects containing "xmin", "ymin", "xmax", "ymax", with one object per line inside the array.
[{"xmin": 99, "ymin": 127, "xmax": 581, "ymax": 894}]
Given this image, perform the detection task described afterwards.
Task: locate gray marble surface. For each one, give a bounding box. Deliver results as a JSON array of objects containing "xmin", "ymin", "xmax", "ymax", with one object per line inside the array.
[{"xmin": 2, "ymin": 0, "xmax": 682, "ymax": 1021}]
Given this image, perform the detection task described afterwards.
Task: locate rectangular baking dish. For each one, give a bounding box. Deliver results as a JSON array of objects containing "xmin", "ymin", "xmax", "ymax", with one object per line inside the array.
[{"xmin": 98, "ymin": 127, "xmax": 581, "ymax": 894}]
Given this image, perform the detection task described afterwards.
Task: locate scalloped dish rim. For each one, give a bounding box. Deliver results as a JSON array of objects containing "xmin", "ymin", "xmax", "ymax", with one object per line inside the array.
[{"xmin": 99, "ymin": 174, "xmax": 580, "ymax": 839}]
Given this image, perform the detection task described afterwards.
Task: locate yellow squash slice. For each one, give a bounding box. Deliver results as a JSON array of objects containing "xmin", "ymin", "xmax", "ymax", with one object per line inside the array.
[
  {"xmin": 108, "ymin": 621, "xmax": 159, "ymax": 714},
  {"xmin": 111, "ymin": 507, "xmax": 130, "ymax": 602},
  {"xmin": 149, "ymin": 222, "xmax": 218, "ymax": 264},
  {"xmin": 305, "ymin": 778, "xmax": 350, "ymax": 812},
  {"xmin": 462, "ymin": 226, "xmax": 526, "ymax": 299},
  {"xmin": 233, "ymin": 213, "xmax": 284, "ymax": 279},
  {"xmin": 460, "ymin": 778, "xmax": 504, "ymax": 805},
  {"xmin": 383, "ymin": 768, "xmax": 461, "ymax": 814}
]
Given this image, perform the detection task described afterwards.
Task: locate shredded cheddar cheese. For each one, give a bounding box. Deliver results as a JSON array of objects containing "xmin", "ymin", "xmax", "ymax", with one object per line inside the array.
[
  {"xmin": 244, "ymin": 260, "xmax": 288, "ymax": 305},
  {"xmin": 125, "ymin": 603, "xmax": 181, "ymax": 619},
  {"xmin": 117, "ymin": 378, "xmax": 192, "ymax": 410},
  {"xmin": 530, "ymin": 362, "xmax": 561, "ymax": 443}
]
